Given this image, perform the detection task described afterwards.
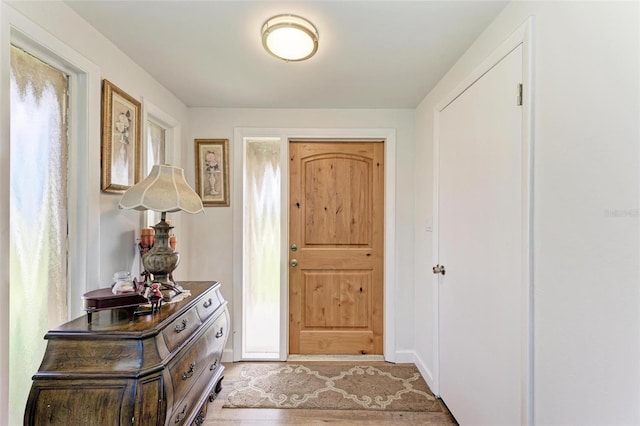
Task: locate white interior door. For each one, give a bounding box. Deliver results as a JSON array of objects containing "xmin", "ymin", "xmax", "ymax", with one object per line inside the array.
[{"xmin": 437, "ymin": 45, "xmax": 526, "ymax": 425}]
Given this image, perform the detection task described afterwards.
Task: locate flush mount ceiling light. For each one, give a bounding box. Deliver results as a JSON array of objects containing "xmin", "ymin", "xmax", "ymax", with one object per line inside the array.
[{"xmin": 262, "ymin": 14, "xmax": 319, "ymax": 62}]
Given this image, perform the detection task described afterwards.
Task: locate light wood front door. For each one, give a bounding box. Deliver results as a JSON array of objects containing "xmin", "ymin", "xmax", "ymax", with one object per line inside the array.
[{"xmin": 289, "ymin": 141, "xmax": 384, "ymax": 355}]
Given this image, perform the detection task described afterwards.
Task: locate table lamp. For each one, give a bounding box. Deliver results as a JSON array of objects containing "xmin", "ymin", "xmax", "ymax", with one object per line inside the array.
[{"xmin": 119, "ymin": 164, "xmax": 204, "ymax": 300}]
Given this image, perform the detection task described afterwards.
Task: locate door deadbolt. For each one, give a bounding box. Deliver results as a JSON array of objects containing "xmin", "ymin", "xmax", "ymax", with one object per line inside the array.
[
  {"xmin": 290, "ymin": 259, "xmax": 298, "ymax": 267},
  {"xmin": 432, "ymin": 264, "xmax": 446, "ymax": 275},
  {"xmin": 290, "ymin": 243, "xmax": 298, "ymax": 252}
]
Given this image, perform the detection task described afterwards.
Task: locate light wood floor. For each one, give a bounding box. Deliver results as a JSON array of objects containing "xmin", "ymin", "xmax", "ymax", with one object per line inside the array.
[{"xmin": 202, "ymin": 362, "xmax": 458, "ymax": 426}]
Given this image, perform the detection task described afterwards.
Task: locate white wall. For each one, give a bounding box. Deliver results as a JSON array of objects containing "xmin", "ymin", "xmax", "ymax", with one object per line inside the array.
[
  {"xmin": 185, "ymin": 108, "xmax": 416, "ymax": 358},
  {"xmin": 0, "ymin": 1, "xmax": 189, "ymax": 423},
  {"xmin": 4, "ymin": 0, "xmax": 190, "ymax": 290},
  {"xmin": 414, "ymin": 1, "xmax": 639, "ymax": 424}
]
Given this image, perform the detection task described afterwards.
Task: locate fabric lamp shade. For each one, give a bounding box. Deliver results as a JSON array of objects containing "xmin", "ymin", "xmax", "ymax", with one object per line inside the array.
[
  {"xmin": 119, "ymin": 164, "xmax": 203, "ymax": 301},
  {"xmin": 119, "ymin": 164, "xmax": 204, "ymax": 214}
]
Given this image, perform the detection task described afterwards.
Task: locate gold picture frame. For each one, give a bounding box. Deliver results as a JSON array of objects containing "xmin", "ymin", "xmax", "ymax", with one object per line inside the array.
[
  {"xmin": 101, "ymin": 79, "xmax": 141, "ymax": 193},
  {"xmin": 195, "ymin": 139, "xmax": 230, "ymax": 207}
]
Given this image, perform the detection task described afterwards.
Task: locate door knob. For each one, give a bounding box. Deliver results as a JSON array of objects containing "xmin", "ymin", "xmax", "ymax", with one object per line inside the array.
[
  {"xmin": 432, "ymin": 264, "xmax": 446, "ymax": 275},
  {"xmin": 290, "ymin": 259, "xmax": 298, "ymax": 267}
]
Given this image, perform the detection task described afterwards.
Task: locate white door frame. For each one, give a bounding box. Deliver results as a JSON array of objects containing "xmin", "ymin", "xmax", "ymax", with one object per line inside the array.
[
  {"xmin": 232, "ymin": 127, "xmax": 397, "ymax": 362},
  {"xmin": 432, "ymin": 17, "xmax": 534, "ymax": 425}
]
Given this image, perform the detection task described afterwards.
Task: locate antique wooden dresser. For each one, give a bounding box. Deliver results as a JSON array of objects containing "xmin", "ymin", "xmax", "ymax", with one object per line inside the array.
[{"xmin": 24, "ymin": 281, "xmax": 229, "ymax": 425}]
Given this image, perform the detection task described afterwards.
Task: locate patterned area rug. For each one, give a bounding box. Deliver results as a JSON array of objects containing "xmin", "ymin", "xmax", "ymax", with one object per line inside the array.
[{"xmin": 223, "ymin": 363, "xmax": 442, "ymax": 412}]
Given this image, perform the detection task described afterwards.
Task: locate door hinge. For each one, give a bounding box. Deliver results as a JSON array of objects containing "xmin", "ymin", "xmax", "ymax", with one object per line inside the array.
[{"xmin": 517, "ymin": 83, "xmax": 523, "ymax": 106}]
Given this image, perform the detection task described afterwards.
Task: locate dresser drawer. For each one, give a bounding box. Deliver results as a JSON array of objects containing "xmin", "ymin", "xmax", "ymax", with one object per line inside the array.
[
  {"xmin": 170, "ymin": 398, "xmax": 193, "ymax": 425},
  {"xmin": 202, "ymin": 311, "xmax": 228, "ymax": 373},
  {"xmin": 167, "ymin": 310, "xmax": 225, "ymax": 405},
  {"xmin": 162, "ymin": 307, "xmax": 202, "ymax": 353},
  {"xmin": 168, "ymin": 329, "xmax": 209, "ymax": 407},
  {"xmin": 168, "ymin": 312, "xmax": 228, "ymax": 423},
  {"xmin": 170, "ymin": 358, "xmax": 223, "ymax": 426},
  {"xmin": 196, "ymin": 286, "xmax": 225, "ymax": 322},
  {"xmin": 204, "ymin": 311, "xmax": 228, "ymax": 355}
]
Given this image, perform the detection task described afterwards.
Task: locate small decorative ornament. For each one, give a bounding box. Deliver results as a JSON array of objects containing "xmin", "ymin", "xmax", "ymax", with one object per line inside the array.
[
  {"xmin": 148, "ymin": 283, "xmax": 164, "ymax": 313},
  {"xmin": 112, "ymin": 271, "xmax": 135, "ymax": 294}
]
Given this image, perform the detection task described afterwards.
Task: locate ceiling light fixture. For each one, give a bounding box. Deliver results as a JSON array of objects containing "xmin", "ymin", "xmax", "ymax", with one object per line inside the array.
[{"xmin": 262, "ymin": 14, "xmax": 319, "ymax": 62}]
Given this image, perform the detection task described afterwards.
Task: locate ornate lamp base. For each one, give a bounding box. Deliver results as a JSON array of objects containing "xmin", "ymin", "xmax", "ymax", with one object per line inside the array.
[{"xmin": 142, "ymin": 214, "xmax": 182, "ymax": 302}]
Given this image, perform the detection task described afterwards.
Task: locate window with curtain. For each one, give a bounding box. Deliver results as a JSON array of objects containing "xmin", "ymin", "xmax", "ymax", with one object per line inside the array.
[
  {"xmin": 144, "ymin": 119, "xmax": 166, "ymax": 227},
  {"xmin": 9, "ymin": 45, "xmax": 69, "ymax": 424},
  {"xmin": 243, "ymin": 138, "xmax": 281, "ymax": 358},
  {"xmin": 146, "ymin": 119, "xmax": 166, "ymax": 171}
]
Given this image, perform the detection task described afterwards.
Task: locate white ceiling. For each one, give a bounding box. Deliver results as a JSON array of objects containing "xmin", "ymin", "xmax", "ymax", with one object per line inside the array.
[{"xmin": 65, "ymin": 1, "xmax": 508, "ymax": 109}]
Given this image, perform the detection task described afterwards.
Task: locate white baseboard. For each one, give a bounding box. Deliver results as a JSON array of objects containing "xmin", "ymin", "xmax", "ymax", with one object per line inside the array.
[
  {"xmin": 393, "ymin": 350, "xmax": 437, "ymax": 396},
  {"xmin": 222, "ymin": 348, "xmax": 234, "ymax": 363},
  {"xmin": 413, "ymin": 351, "xmax": 437, "ymax": 396},
  {"xmin": 394, "ymin": 350, "xmax": 416, "ymax": 364},
  {"xmin": 396, "ymin": 350, "xmax": 438, "ymax": 396}
]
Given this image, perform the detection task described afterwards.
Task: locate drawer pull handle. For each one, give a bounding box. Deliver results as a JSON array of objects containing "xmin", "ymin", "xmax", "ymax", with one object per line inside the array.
[
  {"xmin": 209, "ymin": 359, "xmax": 218, "ymax": 371},
  {"xmin": 175, "ymin": 318, "xmax": 188, "ymax": 333},
  {"xmin": 203, "ymin": 298, "xmax": 213, "ymax": 308},
  {"xmin": 182, "ymin": 362, "xmax": 196, "ymax": 380},
  {"xmin": 175, "ymin": 404, "xmax": 187, "ymax": 423},
  {"xmin": 215, "ymin": 327, "xmax": 224, "ymax": 338}
]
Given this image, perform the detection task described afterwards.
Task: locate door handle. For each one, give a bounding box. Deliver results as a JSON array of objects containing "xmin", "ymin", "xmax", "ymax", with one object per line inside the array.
[
  {"xmin": 290, "ymin": 259, "xmax": 298, "ymax": 267},
  {"xmin": 432, "ymin": 264, "xmax": 446, "ymax": 275}
]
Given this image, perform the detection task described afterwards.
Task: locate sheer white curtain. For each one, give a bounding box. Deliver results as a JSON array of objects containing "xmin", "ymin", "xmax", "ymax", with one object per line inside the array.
[
  {"xmin": 146, "ymin": 120, "xmax": 166, "ymax": 170},
  {"xmin": 144, "ymin": 119, "xmax": 166, "ymax": 227},
  {"xmin": 9, "ymin": 45, "xmax": 68, "ymax": 424},
  {"xmin": 243, "ymin": 139, "xmax": 281, "ymax": 357}
]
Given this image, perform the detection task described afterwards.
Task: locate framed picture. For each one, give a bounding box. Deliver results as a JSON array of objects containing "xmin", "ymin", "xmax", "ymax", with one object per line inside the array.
[
  {"xmin": 195, "ymin": 139, "xmax": 230, "ymax": 207},
  {"xmin": 101, "ymin": 79, "xmax": 141, "ymax": 193}
]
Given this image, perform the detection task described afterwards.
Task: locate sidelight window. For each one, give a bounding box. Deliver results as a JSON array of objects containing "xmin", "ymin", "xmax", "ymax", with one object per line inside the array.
[
  {"xmin": 9, "ymin": 45, "xmax": 69, "ymax": 424},
  {"xmin": 242, "ymin": 138, "xmax": 282, "ymax": 358}
]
